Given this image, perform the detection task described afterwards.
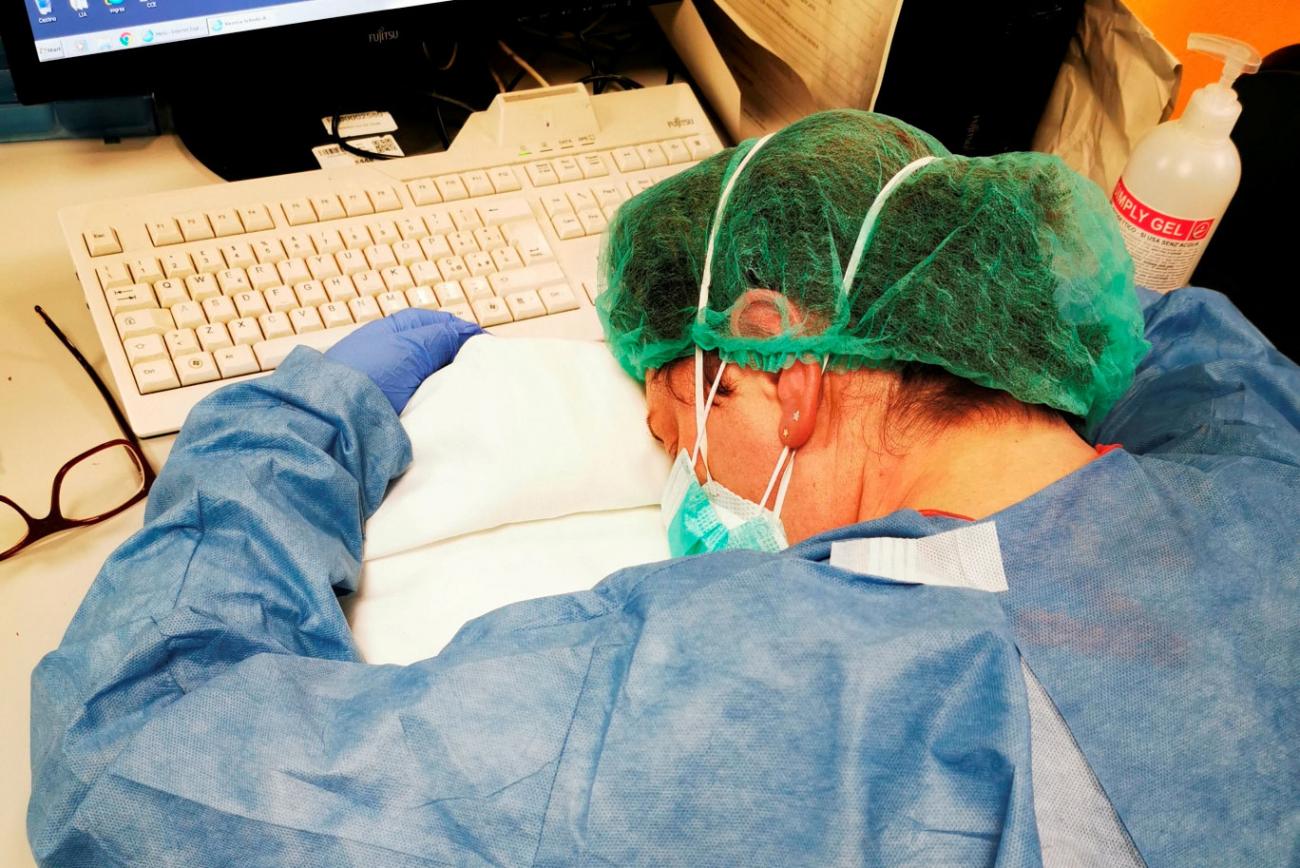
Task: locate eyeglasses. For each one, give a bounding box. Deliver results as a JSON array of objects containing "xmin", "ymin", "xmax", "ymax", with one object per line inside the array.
[{"xmin": 0, "ymin": 307, "xmax": 156, "ymax": 560}]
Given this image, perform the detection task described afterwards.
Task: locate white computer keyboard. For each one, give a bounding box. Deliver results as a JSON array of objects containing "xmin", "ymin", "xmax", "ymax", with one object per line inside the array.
[{"xmin": 59, "ymin": 82, "xmax": 723, "ymax": 436}]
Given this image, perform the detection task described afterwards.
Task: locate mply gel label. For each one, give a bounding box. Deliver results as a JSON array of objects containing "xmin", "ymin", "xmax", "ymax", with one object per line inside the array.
[
  {"xmin": 1111, "ymin": 177, "xmax": 1216, "ymax": 292},
  {"xmin": 1111, "ymin": 177, "xmax": 1215, "ymax": 242}
]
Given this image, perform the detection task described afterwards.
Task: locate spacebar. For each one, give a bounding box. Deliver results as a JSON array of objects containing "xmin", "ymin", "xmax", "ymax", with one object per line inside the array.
[{"xmin": 253, "ymin": 324, "xmax": 363, "ymax": 371}]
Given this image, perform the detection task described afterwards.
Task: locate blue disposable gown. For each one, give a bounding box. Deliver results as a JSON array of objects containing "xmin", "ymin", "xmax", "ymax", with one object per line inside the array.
[{"xmin": 29, "ymin": 289, "xmax": 1299, "ymax": 866}]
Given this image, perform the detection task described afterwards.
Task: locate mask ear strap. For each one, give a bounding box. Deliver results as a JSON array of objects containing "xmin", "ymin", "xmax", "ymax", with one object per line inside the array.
[
  {"xmin": 691, "ymin": 353, "xmax": 728, "ymax": 481},
  {"xmin": 759, "ymin": 445, "xmax": 793, "ymax": 513},
  {"xmin": 840, "ymin": 155, "xmax": 937, "ymax": 295}
]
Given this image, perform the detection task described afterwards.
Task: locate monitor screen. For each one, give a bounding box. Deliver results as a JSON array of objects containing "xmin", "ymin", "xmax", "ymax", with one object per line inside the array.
[{"xmin": 23, "ymin": 0, "xmax": 453, "ymax": 62}]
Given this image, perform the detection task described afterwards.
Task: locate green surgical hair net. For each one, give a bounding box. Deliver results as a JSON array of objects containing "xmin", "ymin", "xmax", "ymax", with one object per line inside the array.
[{"xmin": 596, "ymin": 109, "xmax": 1150, "ymax": 428}]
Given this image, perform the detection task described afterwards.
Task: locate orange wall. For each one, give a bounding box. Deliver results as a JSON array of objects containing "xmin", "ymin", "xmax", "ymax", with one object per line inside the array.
[{"xmin": 1125, "ymin": 0, "xmax": 1300, "ymax": 116}]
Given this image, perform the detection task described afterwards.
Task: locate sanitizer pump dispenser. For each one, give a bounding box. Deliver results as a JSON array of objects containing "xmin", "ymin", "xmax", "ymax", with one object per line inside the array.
[{"xmin": 1111, "ymin": 34, "xmax": 1261, "ymax": 292}]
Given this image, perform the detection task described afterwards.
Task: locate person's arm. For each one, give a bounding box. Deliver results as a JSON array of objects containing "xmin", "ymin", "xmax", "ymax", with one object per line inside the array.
[
  {"xmin": 1093, "ymin": 287, "xmax": 1300, "ymax": 464},
  {"xmin": 27, "ymin": 348, "xmax": 409, "ymax": 859}
]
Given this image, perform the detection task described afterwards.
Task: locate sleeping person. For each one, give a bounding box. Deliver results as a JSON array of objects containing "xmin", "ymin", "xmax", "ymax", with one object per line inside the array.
[{"xmin": 30, "ymin": 111, "xmax": 1298, "ymax": 866}]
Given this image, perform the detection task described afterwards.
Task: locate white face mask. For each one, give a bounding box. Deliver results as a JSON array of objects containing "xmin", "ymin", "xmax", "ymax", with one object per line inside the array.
[{"xmin": 659, "ymin": 136, "xmax": 938, "ymax": 557}]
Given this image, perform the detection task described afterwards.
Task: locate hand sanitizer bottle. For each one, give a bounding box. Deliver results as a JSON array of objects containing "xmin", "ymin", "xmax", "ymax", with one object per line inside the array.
[{"xmin": 1111, "ymin": 34, "xmax": 1261, "ymax": 292}]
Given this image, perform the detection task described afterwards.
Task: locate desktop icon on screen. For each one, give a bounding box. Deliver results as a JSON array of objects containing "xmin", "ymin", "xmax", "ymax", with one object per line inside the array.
[
  {"xmin": 34, "ymin": 0, "xmax": 53, "ymax": 15},
  {"xmin": 104, "ymin": 0, "xmax": 124, "ymax": 6},
  {"xmin": 142, "ymin": 29, "xmax": 155, "ymax": 43},
  {"xmin": 119, "ymin": 31, "xmax": 131, "ymax": 46},
  {"xmin": 69, "ymin": 0, "xmax": 89, "ymax": 10}
]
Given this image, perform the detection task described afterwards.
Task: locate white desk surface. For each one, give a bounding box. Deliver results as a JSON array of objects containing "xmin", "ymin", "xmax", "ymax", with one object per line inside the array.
[{"xmin": 0, "ymin": 134, "xmax": 218, "ymax": 867}]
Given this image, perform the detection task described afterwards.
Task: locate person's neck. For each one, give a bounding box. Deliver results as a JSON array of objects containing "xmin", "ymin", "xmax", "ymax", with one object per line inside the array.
[{"xmin": 857, "ymin": 416, "xmax": 1099, "ymax": 522}]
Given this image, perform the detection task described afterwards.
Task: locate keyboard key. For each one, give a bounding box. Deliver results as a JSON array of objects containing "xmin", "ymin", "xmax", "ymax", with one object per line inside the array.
[
  {"xmin": 190, "ymin": 246, "xmax": 223, "ymax": 275},
  {"xmin": 234, "ymin": 290, "xmax": 269, "ymax": 318},
  {"xmin": 146, "ymin": 218, "xmax": 183, "ymax": 247},
  {"xmin": 491, "ymin": 246, "xmax": 524, "ymax": 271},
  {"xmin": 505, "ymin": 290, "xmax": 546, "ymax": 320},
  {"xmin": 217, "ymin": 268, "xmax": 251, "ymax": 295},
  {"xmin": 178, "ymin": 212, "xmax": 215, "ymax": 241},
  {"xmin": 253, "ymin": 238, "xmax": 286, "ymax": 264},
  {"xmin": 368, "ymin": 187, "xmax": 402, "ymax": 212},
  {"xmin": 228, "ymin": 317, "xmax": 263, "ymax": 346},
  {"xmin": 323, "ymin": 275, "xmax": 357, "ymax": 302},
  {"xmin": 177, "ymin": 351, "xmax": 220, "ymax": 386},
  {"xmin": 489, "ymin": 165, "xmax": 521, "ymax": 193},
  {"xmin": 410, "ymin": 260, "xmax": 442, "ymax": 287},
  {"xmin": 436, "ymin": 256, "xmax": 469, "ymax": 282},
  {"xmin": 684, "ymin": 134, "xmax": 716, "ymax": 159},
  {"xmin": 472, "ymin": 297, "xmax": 512, "ymax": 326},
  {"xmin": 277, "ymin": 258, "xmax": 311, "ymax": 285},
  {"xmin": 463, "ymin": 170, "xmax": 494, "ymax": 197},
  {"xmin": 96, "ymin": 262, "xmax": 133, "ymax": 291},
  {"xmin": 553, "ymin": 156, "xmax": 583, "ymax": 182},
  {"xmin": 214, "ymin": 344, "xmax": 260, "ymax": 377},
  {"xmin": 165, "ymin": 328, "xmax": 200, "ymax": 357},
  {"xmin": 171, "ymin": 301, "xmax": 206, "ymax": 330},
  {"xmin": 396, "ymin": 217, "xmax": 427, "ymax": 241},
  {"xmin": 184, "ymin": 273, "xmax": 220, "ymax": 302},
  {"xmin": 450, "ymin": 206, "xmax": 483, "ymax": 232},
  {"xmin": 307, "ymin": 254, "xmax": 341, "ymax": 280},
  {"xmin": 154, "ymin": 279, "xmax": 189, "ymax": 308},
  {"xmin": 364, "ymin": 244, "xmax": 398, "ymax": 270},
  {"xmin": 319, "ymin": 301, "xmax": 353, "ymax": 328},
  {"xmin": 636, "ymin": 143, "xmax": 667, "ymax": 168},
  {"xmin": 282, "ymin": 232, "xmax": 314, "ymax": 259},
  {"xmin": 353, "ymin": 270, "xmax": 386, "ymax": 297},
  {"xmin": 540, "ymin": 284, "xmax": 580, "ymax": 314},
  {"xmin": 423, "ymin": 211, "xmax": 456, "ymax": 235},
  {"xmin": 504, "ymin": 223, "xmax": 555, "ymax": 265},
  {"xmin": 336, "ymin": 248, "xmax": 368, "ymax": 276},
  {"xmin": 381, "ymin": 266, "xmax": 414, "ymax": 292},
  {"xmin": 569, "ymin": 190, "xmax": 598, "ymax": 212},
  {"xmin": 441, "ymin": 302, "xmax": 476, "ymax": 323},
  {"xmin": 106, "ymin": 284, "xmax": 156, "ymax": 315},
  {"xmin": 247, "ymin": 263, "xmax": 281, "ymax": 291},
  {"xmin": 116, "ymin": 308, "xmax": 174, "ymax": 340},
  {"xmin": 487, "ymin": 263, "xmax": 567, "ymax": 296},
  {"xmin": 408, "ymin": 178, "xmax": 441, "ymax": 205},
  {"xmin": 310, "ymin": 194, "xmax": 346, "ymax": 221},
  {"xmin": 611, "ymin": 147, "xmax": 644, "ymax": 172},
  {"xmin": 461, "ymin": 276, "xmax": 493, "ymax": 302},
  {"xmin": 294, "ymin": 281, "xmax": 328, "ymax": 307},
  {"xmin": 662, "ymin": 139, "xmax": 691, "ymax": 164},
  {"xmin": 202, "ymin": 295, "xmax": 237, "ymax": 324},
  {"xmin": 377, "ymin": 290, "xmax": 410, "ymax": 316},
  {"xmin": 160, "ymin": 250, "xmax": 195, "ymax": 278},
  {"xmin": 433, "ymin": 281, "xmax": 465, "ymax": 306},
  {"xmin": 264, "ymin": 286, "xmax": 298, "ymax": 313},
  {"xmin": 435, "ymin": 174, "xmax": 469, "ymax": 201},
  {"xmin": 407, "ymin": 286, "xmax": 439, "ymax": 309},
  {"xmin": 627, "ymin": 176, "xmax": 656, "ymax": 194},
  {"xmin": 237, "ymin": 204, "xmax": 275, "ymax": 232},
  {"xmin": 341, "ymin": 190, "xmax": 374, "ymax": 217},
  {"xmin": 541, "ymin": 192, "xmax": 572, "ymax": 219},
  {"xmin": 281, "ymin": 198, "xmax": 317, "ymax": 226},
  {"xmin": 464, "ymin": 251, "xmax": 495, "ymax": 277},
  {"xmin": 552, "ymin": 212, "xmax": 583, "ymax": 239},
  {"xmin": 479, "ymin": 199, "xmax": 532, "ymax": 225},
  {"xmin": 127, "ymin": 256, "xmax": 164, "ymax": 283},
  {"xmin": 310, "ymin": 229, "xmax": 345, "ymax": 254},
  {"xmin": 577, "ymin": 206, "xmax": 607, "ymax": 235},
  {"xmin": 526, "ymin": 161, "xmax": 559, "ymax": 186},
  {"xmin": 84, "ymin": 226, "xmax": 121, "ymax": 256},
  {"xmin": 340, "ymin": 225, "xmax": 372, "ymax": 250},
  {"xmin": 290, "ymin": 306, "xmax": 324, "ymax": 334},
  {"xmin": 209, "ymin": 208, "xmax": 244, "ymax": 237},
  {"xmin": 221, "ymin": 241, "xmax": 257, "ymax": 269},
  {"xmin": 392, "ymin": 239, "xmax": 425, "ymax": 266},
  {"xmin": 580, "ymin": 153, "xmax": 609, "ymax": 178},
  {"xmin": 348, "ymin": 295, "xmax": 381, "ymax": 323},
  {"xmin": 593, "ymin": 183, "xmax": 627, "ymax": 210},
  {"xmin": 123, "ymin": 333, "xmax": 168, "ymax": 365},
  {"xmin": 448, "ymin": 231, "xmax": 479, "ymax": 257},
  {"xmin": 197, "ymin": 322, "xmax": 232, "ymax": 352},
  {"xmin": 419, "ymin": 235, "xmax": 452, "ymax": 262},
  {"xmin": 258, "ymin": 311, "xmax": 293, "ymax": 339},
  {"xmin": 368, "ymin": 220, "xmax": 401, "ymax": 246},
  {"xmin": 134, "ymin": 359, "xmax": 180, "ymax": 393},
  {"xmin": 473, "ymin": 226, "xmax": 506, "ymax": 251}
]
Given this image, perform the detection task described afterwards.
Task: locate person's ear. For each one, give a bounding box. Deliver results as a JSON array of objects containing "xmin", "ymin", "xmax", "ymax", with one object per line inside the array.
[{"xmin": 776, "ymin": 360, "xmax": 822, "ymax": 448}]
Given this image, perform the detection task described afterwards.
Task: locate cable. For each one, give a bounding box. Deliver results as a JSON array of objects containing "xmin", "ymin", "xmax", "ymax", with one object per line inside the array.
[
  {"xmin": 577, "ymin": 73, "xmax": 645, "ymax": 92},
  {"xmin": 489, "ymin": 66, "xmax": 506, "ymax": 93},
  {"xmin": 497, "ymin": 39, "xmax": 550, "ymax": 88}
]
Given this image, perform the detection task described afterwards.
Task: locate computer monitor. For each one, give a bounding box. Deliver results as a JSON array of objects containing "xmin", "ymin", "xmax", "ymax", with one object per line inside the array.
[{"xmin": 5, "ymin": 0, "xmax": 644, "ymax": 177}]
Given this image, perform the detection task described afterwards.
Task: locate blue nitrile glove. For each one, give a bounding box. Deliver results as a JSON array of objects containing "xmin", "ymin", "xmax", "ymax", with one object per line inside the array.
[{"xmin": 325, "ymin": 309, "xmax": 485, "ymax": 414}]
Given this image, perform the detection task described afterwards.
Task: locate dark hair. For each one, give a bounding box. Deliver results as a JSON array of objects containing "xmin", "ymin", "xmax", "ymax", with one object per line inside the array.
[{"xmin": 659, "ymin": 354, "xmax": 1066, "ymax": 435}]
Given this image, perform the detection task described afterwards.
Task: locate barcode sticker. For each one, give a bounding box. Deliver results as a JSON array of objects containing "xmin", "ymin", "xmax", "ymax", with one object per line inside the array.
[
  {"xmin": 321, "ymin": 111, "xmax": 398, "ymax": 137},
  {"xmin": 312, "ymin": 135, "xmax": 405, "ymax": 168}
]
